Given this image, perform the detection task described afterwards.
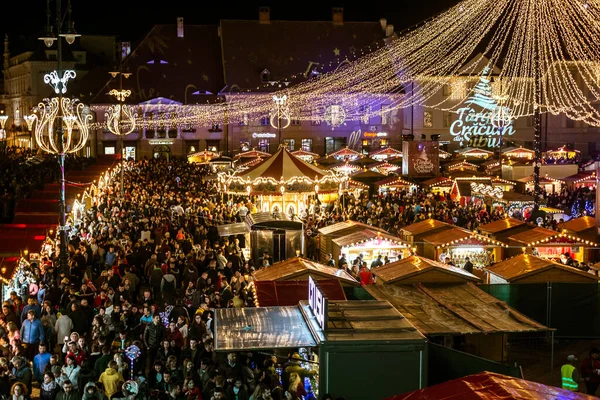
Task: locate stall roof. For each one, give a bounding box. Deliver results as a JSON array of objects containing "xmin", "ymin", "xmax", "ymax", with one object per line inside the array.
[
  {"xmin": 478, "ymin": 217, "xmax": 527, "ymax": 234},
  {"xmin": 318, "ymin": 220, "xmax": 385, "ymax": 236},
  {"xmin": 421, "ymin": 176, "xmax": 452, "ymax": 187},
  {"xmin": 516, "ymin": 174, "xmax": 564, "ymax": 184},
  {"xmin": 375, "ymin": 176, "xmax": 416, "ymax": 188},
  {"xmin": 367, "ymin": 283, "xmax": 548, "ymax": 336},
  {"xmin": 245, "ymin": 212, "xmax": 302, "ymax": 230},
  {"xmin": 386, "ymin": 372, "xmax": 594, "ymax": 400},
  {"xmin": 214, "ymin": 306, "xmax": 317, "ymax": 351},
  {"xmin": 332, "ymin": 229, "xmax": 408, "ymax": 249},
  {"xmin": 255, "ymin": 279, "xmax": 347, "ymax": 307},
  {"xmin": 559, "ymin": 216, "xmax": 596, "ymax": 232},
  {"xmin": 372, "ymin": 256, "xmax": 480, "ymax": 284},
  {"xmin": 421, "ymin": 227, "xmax": 472, "ymax": 245},
  {"xmin": 301, "ymin": 300, "xmax": 427, "ymax": 342},
  {"xmin": 563, "ymin": 171, "xmax": 595, "ymax": 183},
  {"xmin": 486, "ymin": 254, "xmax": 599, "ymax": 283},
  {"xmin": 508, "ymin": 227, "xmax": 557, "ymax": 244},
  {"xmin": 498, "ymin": 191, "xmax": 535, "ymax": 202},
  {"xmin": 216, "ymin": 222, "xmax": 250, "ymax": 237},
  {"xmin": 400, "ymin": 219, "xmax": 454, "ymax": 237},
  {"xmin": 252, "ymin": 257, "xmax": 360, "ymax": 286}
]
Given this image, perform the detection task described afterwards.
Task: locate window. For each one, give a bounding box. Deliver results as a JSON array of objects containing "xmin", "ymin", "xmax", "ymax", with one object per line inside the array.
[
  {"xmin": 301, "ymin": 139, "xmax": 313, "ymax": 152},
  {"xmin": 286, "ymin": 139, "xmax": 295, "ymax": 151},
  {"xmin": 257, "ymin": 139, "xmax": 270, "ymax": 153},
  {"xmin": 311, "ymin": 108, "xmax": 321, "ymax": 126},
  {"xmin": 325, "ymin": 137, "xmax": 346, "ymax": 154},
  {"xmin": 239, "ymin": 113, "xmax": 249, "ymax": 126},
  {"xmin": 360, "ymin": 105, "xmax": 371, "ymax": 124},
  {"xmin": 380, "ymin": 138, "xmax": 389, "ymax": 148},
  {"xmin": 260, "ymin": 116, "xmax": 270, "ymax": 126},
  {"xmin": 443, "ymin": 111, "xmax": 452, "ymax": 128},
  {"xmin": 104, "ymin": 146, "xmax": 115, "ymax": 155},
  {"xmin": 423, "ymin": 111, "xmax": 433, "ymax": 128},
  {"xmin": 240, "ymin": 141, "xmax": 250, "ymax": 152},
  {"xmin": 291, "ymin": 118, "xmax": 301, "ymax": 126}
]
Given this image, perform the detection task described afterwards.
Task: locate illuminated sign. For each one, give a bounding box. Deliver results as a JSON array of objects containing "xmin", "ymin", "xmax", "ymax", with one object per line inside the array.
[
  {"xmin": 148, "ymin": 140, "xmax": 174, "ymax": 145},
  {"xmin": 308, "ymin": 275, "xmax": 328, "ymax": 331},
  {"xmin": 450, "ymin": 72, "xmax": 515, "ymax": 149},
  {"xmin": 252, "ymin": 132, "xmax": 276, "ymax": 139},
  {"xmin": 363, "ymin": 131, "xmax": 388, "ymax": 138}
]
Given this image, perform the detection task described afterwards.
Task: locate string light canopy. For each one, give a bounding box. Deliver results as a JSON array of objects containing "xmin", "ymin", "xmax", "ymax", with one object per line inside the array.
[{"xmin": 90, "ymin": 0, "xmax": 600, "ymax": 129}]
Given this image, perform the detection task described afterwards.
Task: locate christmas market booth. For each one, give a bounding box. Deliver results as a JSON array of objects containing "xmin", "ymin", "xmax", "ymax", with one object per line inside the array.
[
  {"xmin": 545, "ymin": 145, "xmax": 581, "ymax": 163},
  {"xmin": 375, "ymin": 176, "xmax": 417, "ymax": 194},
  {"xmin": 216, "ymin": 222, "xmax": 251, "ymax": 261},
  {"xmin": 516, "ymin": 174, "xmax": 564, "ymax": 194},
  {"xmin": 291, "ymin": 149, "xmax": 319, "ymax": 163},
  {"xmin": 187, "ymin": 149, "xmax": 218, "ymax": 164},
  {"xmin": 387, "ymin": 372, "xmax": 595, "ymax": 400},
  {"xmin": 244, "ymin": 212, "xmax": 305, "ymax": 263},
  {"xmin": 399, "ymin": 219, "xmax": 456, "ymax": 255},
  {"xmin": 421, "ymin": 176, "xmax": 453, "ymax": 194},
  {"xmin": 331, "ymin": 229, "xmax": 412, "ymax": 267},
  {"xmin": 443, "ymin": 160, "xmax": 480, "ymax": 174},
  {"xmin": 564, "ymin": 171, "xmax": 596, "ymax": 189},
  {"xmin": 208, "ymin": 156, "xmax": 233, "ymax": 173},
  {"xmin": 366, "ymin": 256, "xmax": 549, "ymax": 364},
  {"xmin": 505, "ymin": 226, "xmax": 596, "ymax": 262},
  {"xmin": 455, "ymin": 147, "xmax": 494, "ymax": 160},
  {"xmin": 317, "ymin": 221, "xmax": 388, "ymax": 264},
  {"xmin": 370, "ymin": 146, "xmax": 403, "ymax": 161},
  {"xmin": 502, "ymin": 146, "xmax": 535, "ymax": 160},
  {"xmin": 214, "ymin": 276, "xmax": 428, "ymax": 400},
  {"xmin": 220, "ymin": 146, "xmax": 344, "ymax": 217},
  {"xmin": 488, "ymin": 191, "xmax": 535, "ymax": 219},
  {"xmin": 478, "ymin": 217, "xmax": 534, "ymax": 245},
  {"xmin": 559, "ymin": 216, "xmax": 598, "ymax": 246},
  {"xmin": 328, "ymin": 146, "xmax": 362, "ymax": 161},
  {"xmin": 421, "ymin": 227, "xmax": 508, "ymax": 268},
  {"xmin": 254, "ymin": 279, "xmax": 348, "ymax": 307},
  {"xmin": 369, "ymin": 161, "xmax": 401, "ymax": 175}
]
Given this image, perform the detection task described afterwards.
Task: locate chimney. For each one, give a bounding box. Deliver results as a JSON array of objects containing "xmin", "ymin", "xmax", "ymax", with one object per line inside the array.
[
  {"xmin": 177, "ymin": 17, "xmax": 184, "ymax": 38},
  {"xmin": 333, "ymin": 7, "xmax": 344, "ymax": 26},
  {"xmin": 259, "ymin": 7, "xmax": 270, "ymax": 24},
  {"xmin": 379, "ymin": 18, "xmax": 387, "ymax": 31},
  {"xmin": 385, "ymin": 24, "xmax": 395, "ymax": 37}
]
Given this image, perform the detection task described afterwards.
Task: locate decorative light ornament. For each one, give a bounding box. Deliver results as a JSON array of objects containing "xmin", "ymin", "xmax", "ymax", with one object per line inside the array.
[
  {"xmin": 105, "ymin": 93, "xmax": 137, "ymax": 136},
  {"xmin": 0, "ymin": 111, "xmax": 8, "ymax": 130},
  {"xmin": 24, "ymin": 114, "xmax": 36, "ymax": 131},
  {"xmin": 323, "ymin": 104, "xmax": 346, "ymax": 129},
  {"xmin": 34, "ymin": 98, "xmax": 90, "ymax": 154},
  {"xmin": 269, "ymin": 95, "xmax": 291, "ymax": 130},
  {"xmin": 44, "ymin": 70, "xmax": 77, "ymax": 94},
  {"xmin": 109, "ymin": 89, "xmax": 132, "ymax": 102}
]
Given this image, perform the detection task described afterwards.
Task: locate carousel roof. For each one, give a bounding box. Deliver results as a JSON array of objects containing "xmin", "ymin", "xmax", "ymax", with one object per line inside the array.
[
  {"xmin": 233, "ymin": 148, "xmax": 272, "ymax": 159},
  {"xmin": 328, "ymin": 146, "xmax": 362, "ymax": 158},
  {"xmin": 369, "ymin": 147, "xmax": 403, "ymax": 156},
  {"xmin": 233, "ymin": 146, "xmax": 331, "ymax": 182}
]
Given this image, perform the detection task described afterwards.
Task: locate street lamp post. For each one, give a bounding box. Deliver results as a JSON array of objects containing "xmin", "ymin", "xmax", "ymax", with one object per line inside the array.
[
  {"xmin": 105, "ymin": 69, "xmax": 136, "ymax": 197},
  {"xmin": 35, "ymin": 0, "xmax": 88, "ymax": 274}
]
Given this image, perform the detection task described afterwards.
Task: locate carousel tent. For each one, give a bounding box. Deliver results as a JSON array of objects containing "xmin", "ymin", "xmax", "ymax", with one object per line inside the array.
[
  {"xmin": 386, "ymin": 372, "xmax": 595, "ymax": 400},
  {"xmin": 252, "ymin": 257, "xmax": 360, "ymax": 287},
  {"xmin": 485, "ymin": 254, "xmax": 599, "ymax": 283}
]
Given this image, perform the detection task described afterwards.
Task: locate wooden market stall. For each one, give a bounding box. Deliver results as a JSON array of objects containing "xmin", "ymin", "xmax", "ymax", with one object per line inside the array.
[
  {"xmin": 291, "ymin": 149, "xmax": 319, "ymax": 163},
  {"xmin": 370, "ymin": 146, "xmax": 403, "ymax": 161},
  {"xmin": 443, "ymin": 160, "xmax": 480, "ymax": 174},
  {"xmin": 489, "ymin": 191, "xmax": 535, "ymax": 219},
  {"xmin": 421, "ymin": 176, "xmax": 453, "ymax": 194},
  {"xmin": 254, "ymin": 279, "xmax": 347, "ymax": 307},
  {"xmin": 421, "ymin": 228, "xmax": 508, "ymax": 267},
  {"xmin": 455, "ymin": 148, "xmax": 494, "ymax": 159},
  {"xmin": 516, "ymin": 174, "xmax": 564, "ymax": 194},
  {"xmin": 502, "ymin": 146, "xmax": 535, "ymax": 160},
  {"xmin": 545, "ymin": 145, "xmax": 581, "ymax": 163},
  {"xmin": 372, "ymin": 255, "xmax": 481, "ymax": 285},
  {"xmin": 252, "ymin": 257, "xmax": 360, "ymax": 287},
  {"xmin": 318, "ymin": 220, "xmax": 387, "ymax": 263},
  {"xmin": 233, "ymin": 148, "xmax": 271, "ymax": 161},
  {"xmin": 329, "ymin": 161, "xmax": 361, "ymax": 176},
  {"xmin": 331, "ymin": 229, "xmax": 412, "ymax": 267},
  {"xmin": 328, "ymin": 146, "xmax": 362, "ymax": 161},
  {"xmin": 563, "ymin": 171, "xmax": 596, "ymax": 189},
  {"xmin": 369, "ymin": 161, "xmax": 401, "ymax": 175},
  {"xmin": 399, "ymin": 219, "xmax": 456, "ymax": 255},
  {"xmin": 478, "ymin": 217, "xmax": 534, "ymax": 245},
  {"xmin": 375, "ymin": 176, "xmax": 417, "ymax": 194},
  {"xmin": 485, "ymin": 254, "xmax": 599, "ymax": 284},
  {"xmin": 559, "ymin": 216, "xmax": 598, "ymax": 245},
  {"xmin": 506, "ymin": 226, "xmax": 596, "ymax": 262}
]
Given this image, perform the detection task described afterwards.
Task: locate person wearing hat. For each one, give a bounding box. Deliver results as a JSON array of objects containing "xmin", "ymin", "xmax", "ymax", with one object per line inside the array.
[
  {"xmin": 561, "ymin": 354, "xmax": 580, "ymax": 392},
  {"xmin": 283, "ymin": 352, "xmax": 314, "ymax": 394}
]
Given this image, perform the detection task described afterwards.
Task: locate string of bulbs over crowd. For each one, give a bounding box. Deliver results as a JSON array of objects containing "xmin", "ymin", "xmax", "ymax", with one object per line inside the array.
[{"xmin": 91, "ymin": 0, "xmax": 600, "ymax": 131}]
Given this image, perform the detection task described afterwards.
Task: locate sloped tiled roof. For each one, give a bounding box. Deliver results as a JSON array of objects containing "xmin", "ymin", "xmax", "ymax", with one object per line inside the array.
[
  {"xmin": 400, "ymin": 219, "xmax": 454, "ymax": 237},
  {"xmin": 252, "ymin": 257, "xmax": 359, "ymax": 286},
  {"xmin": 486, "ymin": 254, "xmax": 598, "ymax": 282},
  {"xmin": 219, "ymin": 20, "xmax": 384, "ymax": 89},
  {"xmin": 478, "ymin": 218, "xmax": 527, "ymax": 234},
  {"xmin": 372, "ymin": 256, "xmax": 480, "ymax": 284}
]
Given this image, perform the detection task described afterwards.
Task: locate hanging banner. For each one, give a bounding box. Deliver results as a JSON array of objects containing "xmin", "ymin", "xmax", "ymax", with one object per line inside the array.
[{"xmin": 402, "ymin": 141, "xmax": 439, "ymax": 177}]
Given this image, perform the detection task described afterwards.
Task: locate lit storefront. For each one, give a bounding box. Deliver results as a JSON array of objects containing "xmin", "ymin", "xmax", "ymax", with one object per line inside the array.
[
  {"xmin": 507, "ymin": 227, "xmax": 596, "ymax": 263},
  {"xmin": 360, "ymin": 131, "xmax": 389, "ymax": 154},
  {"xmin": 328, "ymin": 146, "xmax": 361, "ymax": 161},
  {"xmin": 444, "ymin": 160, "xmax": 480, "ymax": 173},
  {"xmin": 369, "ymin": 161, "xmax": 400, "ymax": 175},
  {"xmin": 516, "ymin": 174, "xmax": 564, "ymax": 194},
  {"xmin": 375, "ymin": 176, "xmax": 417, "ymax": 194},
  {"xmin": 545, "ymin": 145, "xmax": 581, "ymax": 162},
  {"xmin": 454, "ymin": 147, "xmax": 494, "ymax": 159},
  {"xmin": 291, "ymin": 149, "xmax": 320, "ymax": 163},
  {"xmin": 503, "ymin": 146, "xmax": 535, "ymax": 160},
  {"xmin": 370, "ymin": 146, "xmax": 402, "ymax": 161},
  {"xmin": 331, "ymin": 230, "xmax": 412, "ymax": 268},
  {"xmin": 422, "ymin": 176, "xmax": 453, "ymax": 194}
]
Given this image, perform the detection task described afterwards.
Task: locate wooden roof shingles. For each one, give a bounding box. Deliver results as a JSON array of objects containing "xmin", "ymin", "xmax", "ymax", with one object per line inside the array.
[
  {"xmin": 485, "ymin": 254, "xmax": 598, "ymax": 282},
  {"xmin": 372, "ymin": 256, "xmax": 480, "ymax": 284}
]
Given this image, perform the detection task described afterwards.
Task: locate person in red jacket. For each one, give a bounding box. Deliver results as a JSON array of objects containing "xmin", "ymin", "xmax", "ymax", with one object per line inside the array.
[
  {"xmin": 65, "ymin": 340, "xmax": 87, "ymax": 366},
  {"xmin": 358, "ymin": 263, "xmax": 374, "ymax": 286},
  {"xmin": 582, "ymin": 347, "xmax": 600, "ymax": 395},
  {"xmin": 166, "ymin": 321, "xmax": 185, "ymax": 349}
]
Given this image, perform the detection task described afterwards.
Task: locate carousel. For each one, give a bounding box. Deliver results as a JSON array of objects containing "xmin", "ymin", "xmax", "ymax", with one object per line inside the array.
[
  {"xmin": 219, "ymin": 145, "xmax": 345, "ymax": 216},
  {"xmin": 545, "ymin": 145, "xmax": 581, "ymax": 163}
]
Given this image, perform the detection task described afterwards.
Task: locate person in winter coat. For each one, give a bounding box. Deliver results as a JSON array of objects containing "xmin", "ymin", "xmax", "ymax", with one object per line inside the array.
[
  {"xmin": 9, "ymin": 382, "xmax": 30, "ymax": 400},
  {"xmin": 11, "ymin": 356, "xmax": 33, "ymax": 392},
  {"xmin": 39, "ymin": 372, "xmax": 60, "ymax": 400},
  {"xmin": 582, "ymin": 347, "xmax": 600, "ymax": 396},
  {"xmin": 97, "ymin": 361, "xmax": 124, "ymax": 399},
  {"xmin": 81, "ymin": 381, "xmax": 104, "ymax": 400},
  {"xmin": 55, "ymin": 380, "xmax": 79, "ymax": 400},
  {"xmin": 33, "ymin": 343, "xmax": 51, "ymax": 383},
  {"xmin": 54, "ymin": 311, "xmax": 73, "ymax": 347},
  {"xmin": 57, "ymin": 355, "xmax": 81, "ymax": 391},
  {"xmin": 161, "ymin": 268, "xmax": 178, "ymax": 305},
  {"xmin": 144, "ymin": 315, "xmax": 166, "ymax": 362}
]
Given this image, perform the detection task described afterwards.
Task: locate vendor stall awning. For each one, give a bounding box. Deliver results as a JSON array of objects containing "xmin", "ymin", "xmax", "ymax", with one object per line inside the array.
[
  {"xmin": 508, "ymin": 227, "xmax": 557, "ymax": 244},
  {"xmin": 479, "ymin": 217, "xmax": 526, "ymax": 234},
  {"xmin": 559, "ymin": 216, "xmax": 596, "ymax": 232},
  {"xmin": 318, "ymin": 220, "xmax": 385, "ymax": 236},
  {"xmin": 485, "ymin": 254, "xmax": 599, "ymax": 283},
  {"xmin": 386, "ymin": 372, "xmax": 593, "ymax": 400},
  {"xmin": 367, "ymin": 283, "xmax": 548, "ymax": 336},
  {"xmin": 332, "ymin": 229, "xmax": 408, "ymax": 249},
  {"xmin": 252, "ymin": 257, "xmax": 359, "ymax": 286},
  {"xmin": 372, "ymin": 256, "xmax": 480, "ymax": 284},
  {"xmin": 421, "ymin": 227, "xmax": 472, "ymax": 246},
  {"xmin": 216, "ymin": 222, "xmax": 250, "ymax": 237},
  {"xmin": 255, "ymin": 279, "xmax": 347, "ymax": 307},
  {"xmin": 214, "ymin": 306, "xmax": 317, "ymax": 351},
  {"xmin": 400, "ymin": 219, "xmax": 454, "ymax": 237}
]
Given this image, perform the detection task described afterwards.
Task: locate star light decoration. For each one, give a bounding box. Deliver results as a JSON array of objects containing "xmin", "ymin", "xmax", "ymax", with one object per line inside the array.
[{"xmin": 89, "ymin": 0, "xmax": 600, "ymax": 129}]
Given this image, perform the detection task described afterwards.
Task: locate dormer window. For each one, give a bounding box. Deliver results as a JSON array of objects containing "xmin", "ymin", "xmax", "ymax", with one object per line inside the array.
[{"xmin": 261, "ymin": 69, "xmax": 270, "ymax": 83}]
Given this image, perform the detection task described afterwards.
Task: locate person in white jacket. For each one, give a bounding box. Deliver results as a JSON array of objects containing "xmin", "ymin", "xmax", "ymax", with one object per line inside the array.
[{"xmin": 54, "ymin": 312, "xmax": 73, "ymax": 346}]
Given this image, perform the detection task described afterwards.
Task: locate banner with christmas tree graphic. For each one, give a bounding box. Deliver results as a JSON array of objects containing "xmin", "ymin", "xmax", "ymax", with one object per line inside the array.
[{"xmin": 450, "ymin": 68, "xmax": 515, "ymax": 148}]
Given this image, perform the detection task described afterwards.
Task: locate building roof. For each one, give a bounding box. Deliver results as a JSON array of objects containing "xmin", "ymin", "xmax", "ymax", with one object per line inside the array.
[
  {"xmin": 563, "ymin": 172, "xmax": 596, "ymax": 183},
  {"xmin": 485, "ymin": 254, "xmax": 599, "ymax": 282},
  {"xmin": 318, "ymin": 220, "xmax": 385, "ymax": 236},
  {"xmin": 516, "ymin": 174, "xmax": 564, "ymax": 184},
  {"xmin": 508, "ymin": 227, "xmax": 559, "ymax": 244},
  {"xmin": 372, "ymin": 256, "xmax": 480, "ymax": 284},
  {"xmin": 421, "ymin": 227, "xmax": 472, "ymax": 246},
  {"xmin": 332, "ymin": 229, "xmax": 408, "ymax": 249},
  {"xmin": 478, "ymin": 218, "xmax": 527, "ymax": 234},
  {"xmin": 374, "ymin": 176, "xmax": 415, "ymax": 188},
  {"xmin": 559, "ymin": 216, "xmax": 596, "ymax": 232},
  {"xmin": 367, "ymin": 283, "xmax": 548, "ymax": 336},
  {"xmin": 219, "ymin": 19, "xmax": 384, "ymax": 89},
  {"xmin": 400, "ymin": 219, "xmax": 454, "ymax": 237},
  {"xmin": 92, "ymin": 24, "xmax": 224, "ymax": 104},
  {"xmin": 388, "ymin": 372, "xmax": 593, "ymax": 400},
  {"xmin": 252, "ymin": 257, "xmax": 359, "ymax": 286}
]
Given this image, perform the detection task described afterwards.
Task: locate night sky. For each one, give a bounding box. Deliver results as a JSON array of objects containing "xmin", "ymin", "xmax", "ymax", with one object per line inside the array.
[{"xmin": 4, "ymin": 1, "xmax": 460, "ymax": 42}]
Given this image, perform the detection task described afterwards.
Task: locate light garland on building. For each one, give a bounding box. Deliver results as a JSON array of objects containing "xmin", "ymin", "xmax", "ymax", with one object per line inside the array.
[{"xmin": 436, "ymin": 233, "xmax": 509, "ymax": 249}]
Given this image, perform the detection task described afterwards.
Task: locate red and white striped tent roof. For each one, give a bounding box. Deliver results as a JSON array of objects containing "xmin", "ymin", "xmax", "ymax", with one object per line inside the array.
[{"xmin": 235, "ymin": 146, "xmax": 331, "ymax": 182}]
